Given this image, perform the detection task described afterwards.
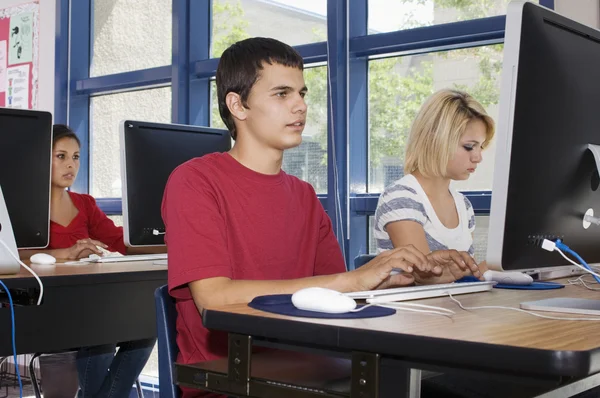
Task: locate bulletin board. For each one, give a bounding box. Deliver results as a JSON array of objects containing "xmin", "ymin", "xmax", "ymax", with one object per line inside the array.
[{"xmin": 0, "ymin": 1, "xmax": 39, "ymax": 109}]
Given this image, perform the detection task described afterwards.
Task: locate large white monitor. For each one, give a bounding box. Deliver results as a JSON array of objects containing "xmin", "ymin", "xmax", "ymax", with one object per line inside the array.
[
  {"xmin": 120, "ymin": 120, "xmax": 231, "ymax": 247},
  {"xmin": 486, "ymin": 1, "xmax": 600, "ymax": 279}
]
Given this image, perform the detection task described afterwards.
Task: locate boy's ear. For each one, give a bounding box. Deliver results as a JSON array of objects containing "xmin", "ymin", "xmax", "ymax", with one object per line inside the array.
[{"xmin": 226, "ymin": 92, "xmax": 247, "ymax": 122}]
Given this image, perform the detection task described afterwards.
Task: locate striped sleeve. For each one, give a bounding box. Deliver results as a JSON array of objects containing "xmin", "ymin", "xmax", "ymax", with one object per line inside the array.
[
  {"xmin": 374, "ymin": 184, "xmax": 428, "ymax": 234},
  {"xmin": 464, "ymin": 196, "xmax": 476, "ymax": 233}
]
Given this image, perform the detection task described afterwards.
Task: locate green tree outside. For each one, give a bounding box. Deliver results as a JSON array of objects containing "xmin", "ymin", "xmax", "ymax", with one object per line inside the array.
[{"xmin": 210, "ymin": 0, "xmax": 505, "ymax": 193}]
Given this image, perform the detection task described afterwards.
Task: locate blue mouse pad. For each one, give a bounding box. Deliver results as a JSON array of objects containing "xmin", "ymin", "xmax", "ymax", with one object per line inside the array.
[
  {"xmin": 248, "ymin": 294, "xmax": 396, "ymax": 319},
  {"xmin": 494, "ymin": 281, "xmax": 564, "ymax": 290}
]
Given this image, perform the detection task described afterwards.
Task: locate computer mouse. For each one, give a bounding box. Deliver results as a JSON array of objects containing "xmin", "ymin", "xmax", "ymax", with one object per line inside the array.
[
  {"xmin": 483, "ymin": 270, "xmax": 533, "ymax": 285},
  {"xmin": 30, "ymin": 253, "xmax": 56, "ymax": 265},
  {"xmin": 291, "ymin": 287, "xmax": 357, "ymax": 314}
]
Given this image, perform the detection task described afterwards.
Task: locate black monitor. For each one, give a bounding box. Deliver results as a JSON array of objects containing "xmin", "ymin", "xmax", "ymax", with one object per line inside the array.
[
  {"xmin": 0, "ymin": 108, "xmax": 52, "ymax": 273},
  {"xmin": 487, "ymin": 1, "xmax": 600, "ymax": 278},
  {"xmin": 120, "ymin": 120, "xmax": 231, "ymax": 247}
]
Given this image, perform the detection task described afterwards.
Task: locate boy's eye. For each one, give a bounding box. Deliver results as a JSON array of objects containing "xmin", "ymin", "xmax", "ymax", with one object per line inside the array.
[
  {"xmin": 300, "ymin": 92, "xmax": 307, "ymax": 98},
  {"xmin": 276, "ymin": 92, "xmax": 287, "ymax": 97}
]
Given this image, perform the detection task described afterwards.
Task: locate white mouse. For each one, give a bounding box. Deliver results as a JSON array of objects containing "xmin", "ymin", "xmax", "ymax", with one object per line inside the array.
[
  {"xmin": 292, "ymin": 287, "xmax": 357, "ymax": 314},
  {"xmin": 30, "ymin": 253, "xmax": 56, "ymax": 265},
  {"xmin": 483, "ymin": 270, "xmax": 533, "ymax": 285}
]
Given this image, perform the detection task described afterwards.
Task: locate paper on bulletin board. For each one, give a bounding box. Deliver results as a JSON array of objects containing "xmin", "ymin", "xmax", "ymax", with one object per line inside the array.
[
  {"xmin": 0, "ymin": 41, "xmax": 6, "ymax": 92},
  {"xmin": 5, "ymin": 64, "xmax": 29, "ymax": 108},
  {"xmin": 8, "ymin": 11, "xmax": 33, "ymax": 65}
]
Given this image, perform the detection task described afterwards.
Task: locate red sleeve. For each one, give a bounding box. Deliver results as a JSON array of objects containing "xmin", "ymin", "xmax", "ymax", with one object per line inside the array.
[
  {"xmin": 83, "ymin": 195, "xmax": 127, "ymax": 255},
  {"xmin": 312, "ymin": 195, "xmax": 347, "ymax": 276},
  {"xmin": 161, "ymin": 164, "xmax": 232, "ymax": 299}
]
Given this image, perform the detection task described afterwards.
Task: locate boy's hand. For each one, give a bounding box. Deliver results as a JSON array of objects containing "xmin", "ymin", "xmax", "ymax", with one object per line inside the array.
[
  {"xmin": 351, "ymin": 245, "xmax": 433, "ymax": 291},
  {"xmin": 425, "ymin": 250, "xmax": 482, "ymax": 281}
]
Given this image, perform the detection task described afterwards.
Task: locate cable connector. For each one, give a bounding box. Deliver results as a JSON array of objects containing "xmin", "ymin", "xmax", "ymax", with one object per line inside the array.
[
  {"xmin": 541, "ymin": 239, "xmax": 556, "ymax": 252},
  {"xmin": 584, "ymin": 214, "xmax": 600, "ymax": 226}
]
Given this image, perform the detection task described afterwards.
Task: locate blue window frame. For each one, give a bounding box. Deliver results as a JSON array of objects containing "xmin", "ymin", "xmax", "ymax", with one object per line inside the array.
[{"xmin": 61, "ymin": 0, "xmax": 556, "ymax": 266}]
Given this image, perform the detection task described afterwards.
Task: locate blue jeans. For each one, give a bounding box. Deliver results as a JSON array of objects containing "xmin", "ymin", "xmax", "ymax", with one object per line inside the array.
[{"xmin": 76, "ymin": 338, "xmax": 155, "ymax": 398}]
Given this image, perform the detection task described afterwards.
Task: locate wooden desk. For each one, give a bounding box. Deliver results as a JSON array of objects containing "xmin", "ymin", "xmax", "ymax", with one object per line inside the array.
[
  {"xmin": 0, "ymin": 261, "xmax": 167, "ymax": 356},
  {"xmin": 178, "ymin": 283, "xmax": 600, "ymax": 397}
]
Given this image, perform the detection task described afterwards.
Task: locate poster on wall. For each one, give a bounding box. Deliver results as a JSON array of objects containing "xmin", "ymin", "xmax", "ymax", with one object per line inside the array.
[{"xmin": 0, "ymin": 1, "xmax": 39, "ymax": 109}]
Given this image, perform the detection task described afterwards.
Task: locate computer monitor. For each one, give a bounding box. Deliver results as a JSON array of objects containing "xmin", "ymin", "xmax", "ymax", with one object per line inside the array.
[
  {"xmin": 487, "ymin": 1, "xmax": 600, "ymax": 278},
  {"xmin": 120, "ymin": 120, "xmax": 232, "ymax": 247},
  {"xmin": 0, "ymin": 108, "xmax": 52, "ymax": 274}
]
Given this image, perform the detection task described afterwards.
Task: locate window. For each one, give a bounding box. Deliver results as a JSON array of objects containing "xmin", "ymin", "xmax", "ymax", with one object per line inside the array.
[
  {"xmin": 90, "ymin": 87, "xmax": 172, "ymax": 198},
  {"xmin": 368, "ymin": 0, "xmax": 539, "ymax": 33},
  {"xmin": 91, "ymin": 0, "xmax": 172, "ymax": 76},
  {"xmin": 211, "ymin": 0, "xmax": 326, "ymax": 57},
  {"xmin": 209, "ymin": 65, "xmax": 328, "ymax": 194},
  {"xmin": 368, "ymin": 45, "xmax": 502, "ymax": 193}
]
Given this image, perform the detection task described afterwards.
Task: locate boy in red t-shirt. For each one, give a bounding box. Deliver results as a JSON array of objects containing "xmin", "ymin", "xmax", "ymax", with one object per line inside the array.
[{"xmin": 162, "ymin": 38, "xmax": 480, "ymax": 397}]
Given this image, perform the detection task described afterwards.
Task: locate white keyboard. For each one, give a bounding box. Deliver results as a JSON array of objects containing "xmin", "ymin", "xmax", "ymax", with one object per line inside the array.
[
  {"xmin": 92, "ymin": 253, "xmax": 167, "ymax": 263},
  {"xmin": 345, "ymin": 281, "xmax": 495, "ymax": 303}
]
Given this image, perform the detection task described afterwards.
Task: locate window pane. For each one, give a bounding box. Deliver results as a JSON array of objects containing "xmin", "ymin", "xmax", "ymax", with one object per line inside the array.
[
  {"xmin": 209, "ymin": 65, "xmax": 328, "ymax": 194},
  {"xmin": 368, "ymin": 45, "xmax": 502, "ymax": 193},
  {"xmin": 90, "ymin": 87, "xmax": 172, "ymax": 198},
  {"xmin": 212, "ymin": 0, "xmax": 326, "ymax": 57},
  {"xmin": 368, "ymin": 0, "xmax": 539, "ymax": 32},
  {"xmin": 91, "ymin": 0, "xmax": 172, "ymax": 76}
]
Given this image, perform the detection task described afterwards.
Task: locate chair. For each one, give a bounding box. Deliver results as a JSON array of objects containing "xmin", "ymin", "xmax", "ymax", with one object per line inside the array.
[
  {"xmin": 29, "ymin": 352, "xmax": 145, "ymax": 398},
  {"xmin": 353, "ymin": 254, "xmax": 375, "ymax": 270},
  {"xmin": 154, "ymin": 284, "xmax": 180, "ymax": 398}
]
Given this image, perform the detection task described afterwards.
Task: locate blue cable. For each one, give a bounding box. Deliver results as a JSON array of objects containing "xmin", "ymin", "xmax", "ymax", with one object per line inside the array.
[
  {"xmin": 554, "ymin": 240, "xmax": 600, "ymax": 284},
  {"xmin": 0, "ymin": 279, "xmax": 22, "ymax": 398}
]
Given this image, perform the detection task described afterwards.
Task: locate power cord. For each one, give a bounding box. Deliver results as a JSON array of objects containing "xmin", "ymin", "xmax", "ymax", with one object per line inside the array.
[
  {"xmin": 352, "ymin": 301, "xmax": 455, "ymax": 318},
  {"xmin": 540, "ymin": 239, "xmax": 600, "ymax": 284},
  {"xmin": 568, "ymin": 274, "xmax": 600, "ymax": 291},
  {"xmin": 448, "ymin": 292, "xmax": 600, "ymax": 321},
  {"xmin": 0, "ymin": 279, "xmax": 22, "ymax": 397},
  {"xmin": 0, "ymin": 239, "xmax": 44, "ymax": 305}
]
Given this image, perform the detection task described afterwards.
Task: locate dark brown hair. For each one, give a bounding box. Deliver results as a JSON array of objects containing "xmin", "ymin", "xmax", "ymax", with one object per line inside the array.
[
  {"xmin": 52, "ymin": 124, "xmax": 81, "ymax": 147},
  {"xmin": 216, "ymin": 37, "xmax": 304, "ymax": 140}
]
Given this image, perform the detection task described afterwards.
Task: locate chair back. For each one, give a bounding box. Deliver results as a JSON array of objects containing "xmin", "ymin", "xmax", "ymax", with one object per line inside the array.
[
  {"xmin": 353, "ymin": 254, "xmax": 376, "ymax": 269},
  {"xmin": 154, "ymin": 284, "xmax": 180, "ymax": 398}
]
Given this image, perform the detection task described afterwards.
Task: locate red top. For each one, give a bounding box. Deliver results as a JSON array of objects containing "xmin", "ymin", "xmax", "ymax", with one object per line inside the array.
[
  {"xmin": 49, "ymin": 191, "xmax": 127, "ymax": 255},
  {"xmin": 162, "ymin": 153, "xmax": 345, "ymax": 397}
]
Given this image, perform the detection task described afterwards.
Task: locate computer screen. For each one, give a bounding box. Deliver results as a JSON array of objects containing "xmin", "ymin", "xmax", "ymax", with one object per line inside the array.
[
  {"xmin": 487, "ymin": 1, "xmax": 600, "ymax": 277},
  {"xmin": 120, "ymin": 120, "xmax": 232, "ymax": 247},
  {"xmin": 0, "ymin": 108, "xmax": 52, "ymax": 273}
]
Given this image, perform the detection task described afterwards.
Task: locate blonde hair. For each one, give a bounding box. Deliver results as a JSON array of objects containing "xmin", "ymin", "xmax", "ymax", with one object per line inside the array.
[{"xmin": 403, "ymin": 89, "xmax": 495, "ymax": 178}]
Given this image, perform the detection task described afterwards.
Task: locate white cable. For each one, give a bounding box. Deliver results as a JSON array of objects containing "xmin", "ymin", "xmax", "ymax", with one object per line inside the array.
[
  {"xmin": 352, "ymin": 301, "xmax": 454, "ymax": 318},
  {"xmin": 555, "ymin": 248, "xmax": 600, "ymax": 279},
  {"xmin": 568, "ymin": 275, "xmax": 600, "ymax": 291},
  {"xmin": 448, "ymin": 292, "xmax": 600, "ymax": 321},
  {"xmin": 0, "ymin": 239, "xmax": 44, "ymax": 306},
  {"xmin": 152, "ymin": 229, "xmax": 165, "ymax": 236}
]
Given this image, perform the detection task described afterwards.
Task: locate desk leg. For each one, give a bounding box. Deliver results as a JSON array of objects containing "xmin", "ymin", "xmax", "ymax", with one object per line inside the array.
[
  {"xmin": 352, "ymin": 354, "xmax": 421, "ymax": 398},
  {"xmin": 381, "ymin": 359, "xmax": 420, "ymax": 398},
  {"xmin": 534, "ymin": 372, "xmax": 600, "ymax": 398}
]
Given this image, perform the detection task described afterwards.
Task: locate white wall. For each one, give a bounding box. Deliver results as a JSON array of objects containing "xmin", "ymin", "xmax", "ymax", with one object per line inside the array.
[
  {"xmin": 1, "ymin": 0, "xmax": 56, "ymax": 113},
  {"xmin": 555, "ymin": 0, "xmax": 600, "ymax": 29}
]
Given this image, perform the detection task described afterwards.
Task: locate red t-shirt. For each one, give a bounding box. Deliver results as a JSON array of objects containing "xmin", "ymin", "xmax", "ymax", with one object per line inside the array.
[
  {"xmin": 48, "ymin": 191, "xmax": 127, "ymax": 255},
  {"xmin": 162, "ymin": 153, "xmax": 345, "ymax": 397}
]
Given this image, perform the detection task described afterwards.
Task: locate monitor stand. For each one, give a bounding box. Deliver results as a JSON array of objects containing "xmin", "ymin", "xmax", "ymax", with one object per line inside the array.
[
  {"xmin": 0, "ymin": 185, "xmax": 21, "ymax": 275},
  {"xmin": 526, "ymin": 265, "xmax": 586, "ymax": 281}
]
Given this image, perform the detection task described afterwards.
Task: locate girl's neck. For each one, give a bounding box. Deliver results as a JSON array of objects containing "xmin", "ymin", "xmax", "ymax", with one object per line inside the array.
[
  {"xmin": 412, "ymin": 171, "xmax": 451, "ymax": 198},
  {"xmin": 50, "ymin": 186, "xmax": 70, "ymax": 204}
]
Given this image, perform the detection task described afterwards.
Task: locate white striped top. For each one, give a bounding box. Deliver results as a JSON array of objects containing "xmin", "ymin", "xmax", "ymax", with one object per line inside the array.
[{"xmin": 374, "ymin": 174, "xmax": 475, "ymax": 255}]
